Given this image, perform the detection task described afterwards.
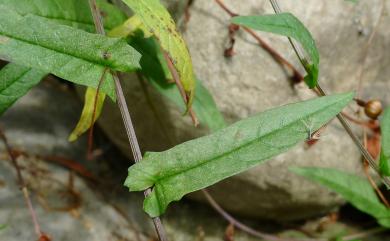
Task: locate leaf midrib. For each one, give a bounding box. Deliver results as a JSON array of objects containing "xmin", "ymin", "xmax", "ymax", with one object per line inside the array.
[
  {"xmin": 0, "ymin": 30, "xmax": 116, "ymax": 71},
  {"xmin": 149, "ymin": 101, "xmax": 341, "ymax": 186}
]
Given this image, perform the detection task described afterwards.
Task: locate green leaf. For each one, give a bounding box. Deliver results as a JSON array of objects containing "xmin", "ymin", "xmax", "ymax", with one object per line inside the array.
[
  {"xmin": 291, "ymin": 167, "xmax": 390, "ymax": 228},
  {"xmin": 380, "ymin": 107, "xmax": 390, "ymax": 176},
  {"xmin": 0, "ymin": 6, "xmax": 141, "ymax": 100},
  {"xmin": 129, "ymin": 35, "xmax": 226, "ymax": 132},
  {"xmin": 0, "ymin": 63, "xmax": 47, "ymax": 116},
  {"xmin": 121, "ymin": 0, "xmax": 196, "ymax": 110},
  {"xmin": 232, "ymin": 13, "xmax": 319, "ymax": 88},
  {"xmin": 0, "ymin": 0, "xmax": 126, "ymax": 32},
  {"xmin": 125, "ymin": 92, "xmax": 354, "ymax": 217}
]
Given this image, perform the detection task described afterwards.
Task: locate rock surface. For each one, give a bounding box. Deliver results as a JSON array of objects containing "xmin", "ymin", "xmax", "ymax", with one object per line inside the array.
[
  {"xmin": 0, "ymin": 80, "xmax": 144, "ymax": 241},
  {"xmin": 0, "ymin": 78, "xmax": 87, "ymax": 159},
  {"xmin": 98, "ymin": 0, "xmax": 389, "ymax": 220},
  {"xmin": 1, "ymin": 77, "xmax": 388, "ymax": 240},
  {"xmin": 0, "ymin": 80, "xmax": 257, "ymax": 241}
]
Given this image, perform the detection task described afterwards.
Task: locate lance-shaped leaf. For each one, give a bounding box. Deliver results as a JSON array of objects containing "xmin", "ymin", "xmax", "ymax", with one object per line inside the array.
[
  {"xmin": 68, "ymin": 87, "xmax": 106, "ymax": 142},
  {"xmin": 121, "ymin": 0, "xmax": 196, "ymax": 109},
  {"xmin": 0, "ymin": 0, "xmax": 126, "ymax": 32},
  {"xmin": 125, "ymin": 92, "xmax": 354, "ymax": 217},
  {"xmin": 0, "ymin": 6, "xmax": 141, "ymax": 100},
  {"xmin": 380, "ymin": 107, "xmax": 390, "ymax": 176},
  {"xmin": 291, "ymin": 167, "xmax": 390, "ymax": 228},
  {"xmin": 0, "ymin": 63, "xmax": 47, "ymax": 115},
  {"xmin": 129, "ymin": 34, "xmax": 226, "ymax": 132},
  {"xmin": 232, "ymin": 13, "xmax": 319, "ymax": 88}
]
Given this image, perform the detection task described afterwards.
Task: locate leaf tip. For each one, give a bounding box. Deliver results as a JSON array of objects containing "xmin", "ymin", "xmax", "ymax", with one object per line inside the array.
[{"xmin": 67, "ymin": 132, "xmax": 78, "ymax": 142}]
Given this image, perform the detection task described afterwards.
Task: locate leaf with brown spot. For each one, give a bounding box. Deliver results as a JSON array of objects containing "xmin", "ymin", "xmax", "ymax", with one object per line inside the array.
[{"xmin": 120, "ymin": 0, "xmax": 196, "ymax": 110}]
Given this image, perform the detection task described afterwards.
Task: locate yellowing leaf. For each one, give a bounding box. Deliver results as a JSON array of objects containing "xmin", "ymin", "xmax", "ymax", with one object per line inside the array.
[
  {"xmin": 121, "ymin": 0, "xmax": 196, "ymax": 110},
  {"xmin": 69, "ymin": 17, "xmax": 143, "ymax": 141},
  {"xmin": 109, "ymin": 15, "xmax": 152, "ymax": 38},
  {"xmin": 68, "ymin": 85, "xmax": 106, "ymax": 142}
]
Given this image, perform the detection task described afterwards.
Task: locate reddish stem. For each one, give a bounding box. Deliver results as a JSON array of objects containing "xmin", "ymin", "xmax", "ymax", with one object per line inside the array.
[{"xmin": 0, "ymin": 128, "xmax": 45, "ymax": 239}]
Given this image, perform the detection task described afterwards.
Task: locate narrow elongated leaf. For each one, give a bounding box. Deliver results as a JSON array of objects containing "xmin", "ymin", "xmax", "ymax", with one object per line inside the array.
[
  {"xmin": 121, "ymin": 0, "xmax": 196, "ymax": 109},
  {"xmin": 380, "ymin": 107, "xmax": 390, "ymax": 176},
  {"xmin": 0, "ymin": 0, "xmax": 126, "ymax": 32},
  {"xmin": 0, "ymin": 63, "xmax": 47, "ymax": 115},
  {"xmin": 68, "ymin": 87, "xmax": 106, "ymax": 142},
  {"xmin": 232, "ymin": 13, "xmax": 319, "ymax": 88},
  {"xmin": 291, "ymin": 167, "xmax": 390, "ymax": 228},
  {"xmin": 129, "ymin": 34, "xmax": 226, "ymax": 132},
  {"xmin": 0, "ymin": 6, "xmax": 141, "ymax": 100},
  {"xmin": 125, "ymin": 92, "xmax": 354, "ymax": 217}
]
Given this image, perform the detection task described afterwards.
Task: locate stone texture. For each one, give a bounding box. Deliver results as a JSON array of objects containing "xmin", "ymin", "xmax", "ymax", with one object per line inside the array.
[
  {"xmin": 96, "ymin": 0, "xmax": 389, "ymax": 220},
  {"xmin": 0, "ymin": 80, "xmax": 146, "ymax": 241},
  {"xmin": 1, "ymin": 78, "xmax": 389, "ymax": 240},
  {"xmin": 0, "ymin": 78, "xmax": 87, "ymax": 160}
]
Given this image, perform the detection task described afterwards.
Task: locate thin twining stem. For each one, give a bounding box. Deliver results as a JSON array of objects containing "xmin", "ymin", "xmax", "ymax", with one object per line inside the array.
[
  {"xmin": 0, "ymin": 128, "xmax": 44, "ymax": 239},
  {"xmin": 268, "ymin": 0, "xmax": 390, "ymax": 188},
  {"xmin": 87, "ymin": 1, "xmax": 168, "ymax": 240},
  {"xmin": 202, "ymin": 189, "xmax": 324, "ymax": 241}
]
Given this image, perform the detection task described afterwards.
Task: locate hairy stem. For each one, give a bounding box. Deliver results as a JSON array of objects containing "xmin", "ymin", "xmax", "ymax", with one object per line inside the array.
[{"xmin": 87, "ymin": 1, "xmax": 168, "ymax": 240}]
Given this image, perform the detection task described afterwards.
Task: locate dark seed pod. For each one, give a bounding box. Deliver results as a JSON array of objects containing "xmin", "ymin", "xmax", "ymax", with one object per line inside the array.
[{"xmin": 364, "ymin": 99, "xmax": 383, "ymax": 119}]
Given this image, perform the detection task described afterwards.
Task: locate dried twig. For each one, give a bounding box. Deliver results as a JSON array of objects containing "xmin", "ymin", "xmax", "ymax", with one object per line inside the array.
[
  {"xmin": 87, "ymin": 1, "xmax": 168, "ymax": 240},
  {"xmin": 0, "ymin": 128, "xmax": 47, "ymax": 240}
]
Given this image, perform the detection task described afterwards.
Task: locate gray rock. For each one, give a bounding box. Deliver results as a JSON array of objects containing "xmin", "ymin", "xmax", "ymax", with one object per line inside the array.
[
  {"xmin": 1, "ymin": 79, "xmax": 388, "ymax": 240},
  {"xmin": 0, "ymin": 158, "xmax": 148, "ymax": 241},
  {"xmin": 0, "ymin": 78, "xmax": 87, "ymax": 159},
  {"xmin": 97, "ymin": 0, "xmax": 390, "ymax": 220},
  {"xmin": 0, "ymin": 78, "xmax": 260, "ymax": 241},
  {"xmin": 0, "ymin": 80, "xmax": 146, "ymax": 241}
]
